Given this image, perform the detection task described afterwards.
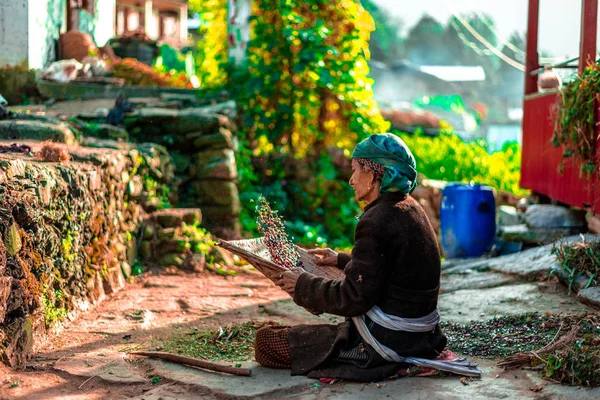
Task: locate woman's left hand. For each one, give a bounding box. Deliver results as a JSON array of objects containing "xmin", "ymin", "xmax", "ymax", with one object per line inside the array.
[{"xmin": 274, "ymin": 268, "xmax": 304, "ymax": 296}]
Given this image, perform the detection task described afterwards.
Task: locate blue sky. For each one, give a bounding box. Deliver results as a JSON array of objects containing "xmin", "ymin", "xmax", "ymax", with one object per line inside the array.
[{"xmin": 371, "ymin": 0, "xmax": 583, "ymax": 59}]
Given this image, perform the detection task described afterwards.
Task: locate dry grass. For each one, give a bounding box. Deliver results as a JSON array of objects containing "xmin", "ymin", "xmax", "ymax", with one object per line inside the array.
[
  {"xmin": 552, "ymin": 237, "xmax": 600, "ymax": 291},
  {"xmin": 36, "ymin": 141, "xmax": 70, "ymax": 163},
  {"xmin": 498, "ymin": 313, "xmax": 600, "ymax": 387}
]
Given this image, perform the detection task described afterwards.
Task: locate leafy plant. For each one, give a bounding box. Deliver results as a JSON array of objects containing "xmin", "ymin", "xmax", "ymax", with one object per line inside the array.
[
  {"xmin": 42, "ymin": 291, "xmax": 67, "ymax": 326},
  {"xmin": 237, "ymin": 0, "xmax": 390, "ymax": 157},
  {"xmin": 189, "ymin": 0, "xmax": 229, "ymax": 88},
  {"xmin": 553, "ymin": 62, "xmax": 600, "ymax": 176},
  {"xmin": 397, "ymin": 131, "xmax": 526, "ymax": 196},
  {"xmin": 552, "ymin": 239, "xmax": 600, "ymax": 292}
]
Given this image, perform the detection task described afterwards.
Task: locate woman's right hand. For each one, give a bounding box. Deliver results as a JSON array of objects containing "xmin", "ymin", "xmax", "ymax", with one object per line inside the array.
[{"xmin": 307, "ymin": 248, "xmax": 338, "ymax": 267}]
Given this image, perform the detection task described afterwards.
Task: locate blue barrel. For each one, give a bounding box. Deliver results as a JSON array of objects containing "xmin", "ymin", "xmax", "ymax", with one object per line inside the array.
[{"xmin": 441, "ymin": 183, "xmax": 496, "ymax": 258}]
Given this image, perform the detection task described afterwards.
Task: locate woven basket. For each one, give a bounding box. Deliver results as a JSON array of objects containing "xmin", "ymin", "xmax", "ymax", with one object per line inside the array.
[{"xmin": 218, "ymin": 238, "xmax": 344, "ymax": 285}]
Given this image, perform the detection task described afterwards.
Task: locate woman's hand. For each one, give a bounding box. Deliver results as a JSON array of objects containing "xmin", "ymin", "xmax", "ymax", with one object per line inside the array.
[
  {"xmin": 308, "ymin": 248, "xmax": 338, "ymax": 267},
  {"xmin": 274, "ymin": 267, "xmax": 304, "ymax": 297}
]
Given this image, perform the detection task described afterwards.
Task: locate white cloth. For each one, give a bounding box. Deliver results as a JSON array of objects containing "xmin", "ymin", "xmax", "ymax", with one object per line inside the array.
[{"xmin": 352, "ymin": 306, "xmax": 482, "ymax": 377}]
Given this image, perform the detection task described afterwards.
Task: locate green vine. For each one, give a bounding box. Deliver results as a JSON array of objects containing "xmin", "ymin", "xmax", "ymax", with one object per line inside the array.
[
  {"xmin": 189, "ymin": 0, "xmax": 229, "ymax": 88},
  {"xmin": 237, "ymin": 0, "xmax": 389, "ymax": 156},
  {"xmin": 553, "ymin": 63, "xmax": 600, "ymax": 176}
]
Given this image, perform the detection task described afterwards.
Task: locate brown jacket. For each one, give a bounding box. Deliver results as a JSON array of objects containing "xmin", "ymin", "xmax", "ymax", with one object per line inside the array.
[{"xmin": 289, "ymin": 192, "xmax": 447, "ymax": 381}]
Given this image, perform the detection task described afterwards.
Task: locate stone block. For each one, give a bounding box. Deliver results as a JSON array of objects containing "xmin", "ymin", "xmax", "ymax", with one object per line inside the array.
[
  {"xmin": 5, "ymin": 278, "xmax": 27, "ymax": 317},
  {"xmin": 80, "ymin": 123, "xmax": 129, "ymax": 141},
  {"xmin": 125, "ymin": 108, "xmax": 220, "ymax": 136},
  {"xmin": 0, "ymin": 232, "xmax": 5, "ymax": 275},
  {"xmin": 0, "ymin": 69, "xmax": 38, "ymax": 105},
  {"xmin": 155, "ymin": 239, "xmax": 191, "ymax": 255},
  {"xmin": 501, "ymin": 224, "xmax": 583, "ymax": 245},
  {"xmin": 524, "ymin": 205, "xmax": 587, "ymax": 229},
  {"xmin": 151, "ymin": 209, "xmax": 202, "ymax": 228},
  {"xmin": 552, "ymin": 265, "xmax": 590, "ymax": 292},
  {"xmin": 577, "ymin": 286, "xmax": 600, "ymax": 310},
  {"xmin": 101, "ymin": 267, "xmax": 125, "ymax": 295},
  {"xmin": 120, "ymin": 262, "xmax": 132, "ymax": 279},
  {"xmin": 193, "ymin": 180, "xmax": 240, "ymax": 207},
  {"xmin": 139, "ymin": 240, "xmax": 153, "ymax": 260},
  {"xmin": 0, "ymin": 316, "xmax": 34, "ymax": 368},
  {"xmin": 498, "ymin": 205, "xmax": 522, "ymax": 226},
  {"xmin": 86, "ymin": 272, "xmax": 105, "ymax": 306},
  {"xmin": 157, "ymin": 253, "xmax": 185, "ymax": 268},
  {"xmin": 0, "ymin": 277, "xmax": 11, "ymax": 322},
  {"xmin": 190, "ymin": 128, "xmax": 234, "ymax": 150},
  {"xmin": 191, "ymin": 149, "xmax": 237, "ymax": 180},
  {"xmin": 157, "ymin": 228, "xmax": 177, "ymax": 240},
  {"xmin": 170, "ymin": 151, "xmax": 192, "ymax": 174},
  {"xmin": 0, "ymin": 120, "xmax": 77, "ymax": 145},
  {"xmin": 188, "ymin": 100, "xmax": 236, "ymax": 116},
  {"xmin": 201, "ymin": 204, "xmax": 242, "ymax": 233}
]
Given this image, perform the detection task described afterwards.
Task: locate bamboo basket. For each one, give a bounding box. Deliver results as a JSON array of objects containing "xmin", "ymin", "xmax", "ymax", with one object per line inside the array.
[{"xmin": 217, "ymin": 238, "xmax": 344, "ymax": 285}]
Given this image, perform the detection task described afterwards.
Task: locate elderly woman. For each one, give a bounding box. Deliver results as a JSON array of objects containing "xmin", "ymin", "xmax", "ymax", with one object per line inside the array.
[{"xmin": 253, "ymin": 133, "xmax": 450, "ymax": 382}]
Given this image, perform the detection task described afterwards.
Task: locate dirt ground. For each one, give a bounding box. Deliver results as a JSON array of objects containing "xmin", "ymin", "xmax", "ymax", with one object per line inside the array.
[
  {"xmin": 0, "ymin": 270, "xmax": 295, "ymax": 400},
  {"xmin": 0, "ymin": 266, "xmax": 598, "ymax": 400}
]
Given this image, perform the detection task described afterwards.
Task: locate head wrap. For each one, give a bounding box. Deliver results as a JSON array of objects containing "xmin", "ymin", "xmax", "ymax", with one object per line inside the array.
[{"xmin": 351, "ymin": 133, "xmax": 418, "ymax": 194}]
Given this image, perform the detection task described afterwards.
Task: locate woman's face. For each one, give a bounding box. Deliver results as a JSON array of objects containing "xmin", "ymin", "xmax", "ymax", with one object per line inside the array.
[{"xmin": 349, "ymin": 159, "xmax": 380, "ymax": 203}]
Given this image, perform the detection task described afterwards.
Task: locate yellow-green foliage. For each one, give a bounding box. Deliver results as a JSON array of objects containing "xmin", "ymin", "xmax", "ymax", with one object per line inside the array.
[
  {"xmin": 397, "ymin": 131, "xmax": 526, "ymax": 196},
  {"xmin": 189, "ymin": 0, "xmax": 228, "ymax": 88},
  {"xmin": 61, "ymin": 231, "xmax": 76, "ymax": 262},
  {"xmin": 42, "ymin": 290, "xmax": 67, "ymax": 326},
  {"xmin": 181, "ymin": 222, "xmax": 215, "ymax": 254},
  {"xmin": 239, "ymin": 0, "xmax": 390, "ymax": 156}
]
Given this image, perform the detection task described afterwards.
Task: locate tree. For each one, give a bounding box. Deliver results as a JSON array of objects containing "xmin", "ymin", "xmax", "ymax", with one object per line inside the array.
[
  {"xmin": 189, "ymin": 0, "xmax": 228, "ymax": 88},
  {"xmin": 496, "ymin": 31, "xmax": 526, "ymax": 106},
  {"xmin": 404, "ymin": 15, "xmax": 448, "ymax": 65},
  {"xmin": 239, "ymin": 0, "xmax": 390, "ymax": 156},
  {"xmin": 360, "ymin": 0, "xmax": 404, "ymax": 62}
]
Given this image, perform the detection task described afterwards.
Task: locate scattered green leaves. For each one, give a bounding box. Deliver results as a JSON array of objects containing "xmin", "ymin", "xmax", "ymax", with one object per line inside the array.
[
  {"xmin": 442, "ymin": 313, "xmax": 598, "ymax": 358},
  {"xmin": 155, "ymin": 321, "xmax": 280, "ymax": 362}
]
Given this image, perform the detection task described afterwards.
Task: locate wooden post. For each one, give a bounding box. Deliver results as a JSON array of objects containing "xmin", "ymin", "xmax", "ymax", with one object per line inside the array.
[
  {"xmin": 66, "ymin": 0, "xmax": 81, "ymax": 32},
  {"xmin": 179, "ymin": 3, "xmax": 188, "ymax": 43},
  {"xmin": 124, "ymin": 7, "xmax": 130, "ymax": 33},
  {"xmin": 144, "ymin": 0, "xmax": 154, "ymax": 36},
  {"xmin": 579, "ymin": 0, "xmax": 598, "ymax": 75},
  {"xmin": 524, "ymin": 0, "xmax": 540, "ymax": 95}
]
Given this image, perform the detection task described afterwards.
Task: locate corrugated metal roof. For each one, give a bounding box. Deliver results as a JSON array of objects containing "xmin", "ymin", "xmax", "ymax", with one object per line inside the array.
[{"xmin": 419, "ymin": 66, "xmax": 486, "ymax": 82}]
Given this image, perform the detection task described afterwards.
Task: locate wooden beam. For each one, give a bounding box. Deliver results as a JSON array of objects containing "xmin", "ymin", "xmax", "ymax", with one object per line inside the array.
[
  {"xmin": 66, "ymin": 0, "xmax": 83, "ymax": 31},
  {"xmin": 524, "ymin": 0, "xmax": 540, "ymax": 95},
  {"xmin": 579, "ymin": 0, "xmax": 598, "ymax": 75}
]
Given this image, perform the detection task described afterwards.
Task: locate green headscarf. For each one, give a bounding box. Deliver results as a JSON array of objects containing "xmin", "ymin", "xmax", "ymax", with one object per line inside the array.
[{"xmin": 351, "ymin": 133, "xmax": 418, "ymax": 194}]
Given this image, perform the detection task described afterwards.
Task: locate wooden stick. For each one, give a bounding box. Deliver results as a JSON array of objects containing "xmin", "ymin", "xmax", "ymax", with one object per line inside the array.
[{"xmin": 130, "ymin": 351, "xmax": 251, "ymax": 377}]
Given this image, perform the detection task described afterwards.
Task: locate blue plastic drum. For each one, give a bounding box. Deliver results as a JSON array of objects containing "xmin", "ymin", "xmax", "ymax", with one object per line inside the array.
[{"xmin": 441, "ymin": 183, "xmax": 496, "ymax": 258}]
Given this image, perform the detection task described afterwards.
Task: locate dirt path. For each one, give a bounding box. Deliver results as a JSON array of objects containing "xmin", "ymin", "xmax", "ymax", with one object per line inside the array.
[
  {"xmin": 0, "ymin": 270, "xmax": 299, "ymax": 400},
  {"xmin": 1, "ymin": 266, "xmax": 598, "ymax": 399}
]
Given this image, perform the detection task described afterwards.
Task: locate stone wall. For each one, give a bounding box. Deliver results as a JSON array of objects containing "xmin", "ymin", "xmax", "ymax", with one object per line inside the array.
[
  {"xmin": 0, "ymin": 123, "xmax": 172, "ymax": 368},
  {"xmin": 118, "ymin": 102, "xmax": 241, "ymax": 237}
]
